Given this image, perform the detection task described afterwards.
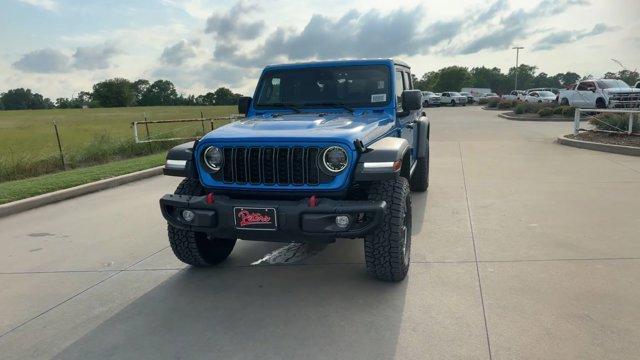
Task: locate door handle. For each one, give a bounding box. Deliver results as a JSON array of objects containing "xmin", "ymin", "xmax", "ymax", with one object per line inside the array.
[{"xmin": 405, "ymin": 123, "xmax": 415, "ymax": 129}]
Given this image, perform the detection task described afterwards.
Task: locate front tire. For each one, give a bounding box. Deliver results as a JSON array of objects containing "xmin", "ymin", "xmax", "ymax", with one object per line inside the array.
[
  {"xmin": 596, "ymin": 98, "xmax": 606, "ymax": 109},
  {"xmin": 167, "ymin": 178, "xmax": 236, "ymax": 266},
  {"xmin": 561, "ymin": 98, "xmax": 569, "ymax": 106},
  {"xmin": 364, "ymin": 178, "xmax": 412, "ymax": 282},
  {"xmin": 450, "ymin": 100, "xmax": 456, "ymax": 106}
]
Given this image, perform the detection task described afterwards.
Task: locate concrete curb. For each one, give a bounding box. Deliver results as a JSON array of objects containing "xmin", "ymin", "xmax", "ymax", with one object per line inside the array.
[
  {"xmin": 0, "ymin": 166, "xmax": 163, "ymax": 218},
  {"xmin": 498, "ymin": 112, "xmax": 574, "ymax": 122},
  {"xmin": 557, "ymin": 135, "xmax": 640, "ymax": 157}
]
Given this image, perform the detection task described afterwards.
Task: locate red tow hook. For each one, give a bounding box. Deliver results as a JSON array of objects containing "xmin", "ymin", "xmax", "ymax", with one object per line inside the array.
[
  {"xmin": 206, "ymin": 193, "xmax": 215, "ymax": 205},
  {"xmin": 308, "ymin": 195, "xmax": 318, "ymax": 208}
]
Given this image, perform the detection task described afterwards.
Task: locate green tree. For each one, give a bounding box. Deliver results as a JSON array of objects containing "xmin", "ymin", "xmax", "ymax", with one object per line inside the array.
[
  {"xmin": 433, "ymin": 66, "xmax": 470, "ymax": 92},
  {"xmin": 507, "ymin": 64, "xmax": 537, "ymax": 91},
  {"xmin": 132, "ymin": 79, "xmax": 150, "ymax": 105},
  {"xmin": 469, "ymin": 66, "xmax": 508, "ymax": 94},
  {"xmin": 92, "ymin": 78, "xmax": 136, "ymax": 107},
  {"xmin": 139, "ymin": 80, "xmax": 178, "ymax": 106},
  {"xmin": 559, "ymin": 72, "xmax": 581, "ymax": 86},
  {"xmin": 213, "ymin": 87, "xmax": 242, "ymax": 105},
  {"xmin": 0, "ymin": 88, "xmax": 53, "ymax": 110}
]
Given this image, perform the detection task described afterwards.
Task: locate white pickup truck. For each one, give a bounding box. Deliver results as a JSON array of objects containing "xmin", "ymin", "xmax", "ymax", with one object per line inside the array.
[{"xmin": 558, "ymin": 79, "xmax": 640, "ymax": 108}]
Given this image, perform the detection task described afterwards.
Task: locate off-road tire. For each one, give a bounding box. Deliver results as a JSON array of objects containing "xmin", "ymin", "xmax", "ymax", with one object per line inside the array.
[
  {"xmin": 561, "ymin": 98, "xmax": 569, "ymax": 106},
  {"xmin": 450, "ymin": 100, "xmax": 456, "ymax": 106},
  {"xmin": 167, "ymin": 178, "xmax": 236, "ymax": 266},
  {"xmin": 410, "ymin": 141, "xmax": 430, "ymax": 192},
  {"xmin": 596, "ymin": 98, "xmax": 606, "ymax": 109},
  {"xmin": 364, "ymin": 177, "xmax": 412, "ymax": 282}
]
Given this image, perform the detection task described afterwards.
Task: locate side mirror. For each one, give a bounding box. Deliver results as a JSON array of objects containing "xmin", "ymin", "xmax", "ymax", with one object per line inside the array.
[
  {"xmin": 238, "ymin": 96, "xmax": 252, "ymax": 115},
  {"xmin": 402, "ymin": 90, "xmax": 422, "ymax": 111}
]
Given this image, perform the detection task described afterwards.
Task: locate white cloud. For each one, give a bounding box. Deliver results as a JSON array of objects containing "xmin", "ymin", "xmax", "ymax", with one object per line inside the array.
[{"xmin": 17, "ymin": 0, "xmax": 57, "ymax": 11}]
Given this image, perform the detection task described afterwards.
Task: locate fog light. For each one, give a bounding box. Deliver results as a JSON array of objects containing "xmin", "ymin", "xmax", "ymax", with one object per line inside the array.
[
  {"xmin": 182, "ymin": 209, "xmax": 195, "ymax": 222},
  {"xmin": 335, "ymin": 215, "xmax": 351, "ymax": 229}
]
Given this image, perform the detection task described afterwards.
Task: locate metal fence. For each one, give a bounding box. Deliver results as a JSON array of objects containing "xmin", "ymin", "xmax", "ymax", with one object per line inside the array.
[
  {"xmin": 132, "ymin": 114, "xmax": 242, "ymax": 143},
  {"xmin": 573, "ymin": 108, "xmax": 640, "ymax": 135}
]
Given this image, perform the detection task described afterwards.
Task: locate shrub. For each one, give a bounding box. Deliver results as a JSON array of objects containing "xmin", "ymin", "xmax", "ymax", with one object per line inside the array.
[
  {"xmin": 514, "ymin": 104, "xmax": 526, "ymax": 114},
  {"xmin": 589, "ymin": 113, "xmax": 639, "ymax": 132},
  {"xmin": 553, "ymin": 106, "xmax": 564, "ymax": 115},
  {"xmin": 487, "ymin": 99, "xmax": 499, "ymax": 108},
  {"xmin": 537, "ymin": 108, "xmax": 553, "ymax": 117},
  {"xmin": 498, "ymin": 99, "xmax": 515, "ymax": 109},
  {"xmin": 478, "ymin": 98, "xmax": 489, "ymax": 105},
  {"xmin": 561, "ymin": 106, "xmax": 575, "ymax": 118}
]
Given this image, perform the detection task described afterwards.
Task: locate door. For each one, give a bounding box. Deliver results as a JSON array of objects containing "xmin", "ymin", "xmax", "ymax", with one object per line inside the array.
[
  {"xmin": 576, "ymin": 81, "xmax": 597, "ymax": 107},
  {"xmin": 396, "ymin": 69, "xmax": 418, "ymax": 163}
]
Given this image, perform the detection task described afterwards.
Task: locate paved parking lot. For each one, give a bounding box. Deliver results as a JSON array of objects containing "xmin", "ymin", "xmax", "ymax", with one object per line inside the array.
[{"xmin": 1, "ymin": 106, "xmax": 639, "ymax": 359}]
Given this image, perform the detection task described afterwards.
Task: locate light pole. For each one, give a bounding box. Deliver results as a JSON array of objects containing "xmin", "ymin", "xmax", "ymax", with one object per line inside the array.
[{"xmin": 513, "ymin": 46, "xmax": 524, "ymax": 91}]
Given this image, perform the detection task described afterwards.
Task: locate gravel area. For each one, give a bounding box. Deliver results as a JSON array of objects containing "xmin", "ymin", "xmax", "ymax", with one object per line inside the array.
[{"xmin": 568, "ymin": 131, "xmax": 640, "ymax": 147}]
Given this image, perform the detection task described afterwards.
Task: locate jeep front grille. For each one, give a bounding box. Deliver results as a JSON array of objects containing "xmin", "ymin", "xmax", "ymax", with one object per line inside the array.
[{"xmin": 221, "ymin": 146, "xmax": 321, "ymax": 186}]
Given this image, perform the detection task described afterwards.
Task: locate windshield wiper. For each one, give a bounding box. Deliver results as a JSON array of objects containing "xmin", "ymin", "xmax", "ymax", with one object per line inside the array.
[
  {"xmin": 264, "ymin": 103, "xmax": 303, "ymax": 113},
  {"xmin": 306, "ymin": 102, "xmax": 355, "ymax": 114}
]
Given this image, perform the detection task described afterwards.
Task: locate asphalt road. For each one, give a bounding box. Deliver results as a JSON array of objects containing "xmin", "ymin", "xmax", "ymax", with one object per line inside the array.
[{"xmin": 1, "ymin": 106, "xmax": 640, "ymax": 359}]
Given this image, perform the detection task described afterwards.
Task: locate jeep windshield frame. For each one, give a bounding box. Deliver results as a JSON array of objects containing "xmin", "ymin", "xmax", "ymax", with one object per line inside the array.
[{"xmin": 253, "ymin": 65, "xmax": 392, "ymax": 111}]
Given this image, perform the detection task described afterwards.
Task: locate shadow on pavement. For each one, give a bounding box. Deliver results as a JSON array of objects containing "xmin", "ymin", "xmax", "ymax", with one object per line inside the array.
[{"xmin": 54, "ymin": 264, "xmax": 408, "ymax": 360}]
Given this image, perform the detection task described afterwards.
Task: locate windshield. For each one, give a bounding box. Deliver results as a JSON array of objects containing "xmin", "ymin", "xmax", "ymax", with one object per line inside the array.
[
  {"xmin": 255, "ymin": 65, "xmax": 391, "ymax": 109},
  {"xmin": 423, "ymin": 91, "xmax": 434, "ymax": 96},
  {"xmin": 450, "ymin": 92, "xmax": 462, "ymax": 96},
  {"xmin": 596, "ymin": 79, "xmax": 630, "ymax": 89},
  {"xmin": 538, "ymin": 91, "xmax": 555, "ymax": 97}
]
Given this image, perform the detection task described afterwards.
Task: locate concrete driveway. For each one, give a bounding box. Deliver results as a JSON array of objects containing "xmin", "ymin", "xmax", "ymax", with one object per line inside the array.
[{"xmin": 1, "ymin": 106, "xmax": 639, "ymax": 359}]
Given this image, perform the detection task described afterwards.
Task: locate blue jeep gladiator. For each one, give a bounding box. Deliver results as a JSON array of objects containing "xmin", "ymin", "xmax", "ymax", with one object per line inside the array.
[{"xmin": 160, "ymin": 59, "xmax": 429, "ymax": 281}]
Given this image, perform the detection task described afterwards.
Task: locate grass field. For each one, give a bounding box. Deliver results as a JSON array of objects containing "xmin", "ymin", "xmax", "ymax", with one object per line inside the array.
[
  {"xmin": 0, "ymin": 153, "xmax": 165, "ymax": 204},
  {"xmin": 0, "ymin": 105, "xmax": 235, "ymax": 182}
]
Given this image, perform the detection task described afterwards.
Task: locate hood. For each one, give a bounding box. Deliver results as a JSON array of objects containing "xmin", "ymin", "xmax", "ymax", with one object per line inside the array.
[
  {"xmin": 605, "ymin": 87, "xmax": 640, "ymax": 94},
  {"xmin": 201, "ymin": 111, "xmax": 396, "ymax": 147}
]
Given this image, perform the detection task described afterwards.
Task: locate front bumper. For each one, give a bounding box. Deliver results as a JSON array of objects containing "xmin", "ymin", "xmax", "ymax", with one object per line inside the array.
[{"xmin": 159, "ymin": 194, "xmax": 387, "ymax": 242}]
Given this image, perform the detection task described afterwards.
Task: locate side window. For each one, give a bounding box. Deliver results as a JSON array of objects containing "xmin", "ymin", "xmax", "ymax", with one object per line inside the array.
[
  {"xmin": 577, "ymin": 82, "xmax": 588, "ymax": 91},
  {"xmin": 403, "ymin": 72, "xmax": 412, "ymax": 90},
  {"xmin": 395, "ymin": 70, "xmax": 405, "ymax": 111}
]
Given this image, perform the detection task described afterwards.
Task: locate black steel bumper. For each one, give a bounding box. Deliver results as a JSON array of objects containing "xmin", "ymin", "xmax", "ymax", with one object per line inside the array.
[{"xmin": 159, "ymin": 194, "xmax": 387, "ymax": 242}]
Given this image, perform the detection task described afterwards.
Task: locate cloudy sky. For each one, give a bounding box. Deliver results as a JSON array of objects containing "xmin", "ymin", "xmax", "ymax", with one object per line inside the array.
[{"xmin": 1, "ymin": 0, "xmax": 639, "ymax": 98}]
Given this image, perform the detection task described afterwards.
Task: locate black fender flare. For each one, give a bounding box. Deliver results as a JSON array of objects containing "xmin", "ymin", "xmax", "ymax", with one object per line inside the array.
[
  {"xmin": 163, "ymin": 141, "xmax": 199, "ymax": 178},
  {"xmin": 353, "ymin": 137, "xmax": 410, "ymax": 181},
  {"xmin": 416, "ymin": 115, "xmax": 430, "ymax": 159}
]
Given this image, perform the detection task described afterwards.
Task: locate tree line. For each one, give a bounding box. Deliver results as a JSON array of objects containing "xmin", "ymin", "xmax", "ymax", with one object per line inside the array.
[
  {"xmin": 0, "ymin": 78, "xmax": 243, "ymax": 110},
  {"xmin": 412, "ymin": 65, "xmax": 639, "ymax": 94},
  {"xmin": 2, "ymin": 65, "xmax": 638, "ymax": 110}
]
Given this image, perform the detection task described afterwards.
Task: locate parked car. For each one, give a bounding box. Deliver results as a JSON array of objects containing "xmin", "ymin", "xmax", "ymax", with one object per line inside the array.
[
  {"xmin": 523, "ymin": 91, "xmax": 557, "ymax": 103},
  {"xmin": 481, "ymin": 92, "xmax": 500, "ymax": 100},
  {"xmin": 525, "ymin": 87, "xmax": 560, "ymax": 95},
  {"xmin": 159, "ymin": 59, "xmax": 430, "ymax": 282},
  {"xmin": 459, "ymin": 92, "xmax": 474, "ymax": 104},
  {"xmin": 502, "ymin": 90, "xmax": 526, "ymax": 101},
  {"xmin": 421, "ymin": 91, "xmax": 441, "ymax": 107},
  {"xmin": 461, "ymin": 87, "xmax": 492, "ymax": 102},
  {"xmin": 439, "ymin": 92, "xmax": 467, "ymax": 106},
  {"xmin": 558, "ymin": 79, "xmax": 640, "ymax": 108},
  {"xmin": 635, "ymin": 81, "xmax": 640, "ymax": 89}
]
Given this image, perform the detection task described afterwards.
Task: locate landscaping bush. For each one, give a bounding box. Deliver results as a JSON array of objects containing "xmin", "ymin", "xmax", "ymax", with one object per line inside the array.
[
  {"xmin": 487, "ymin": 99, "xmax": 499, "ymax": 108},
  {"xmin": 497, "ymin": 99, "xmax": 515, "ymax": 109},
  {"xmin": 514, "ymin": 104, "xmax": 526, "ymax": 114},
  {"xmin": 589, "ymin": 113, "xmax": 639, "ymax": 132},
  {"xmin": 537, "ymin": 108, "xmax": 554, "ymax": 117},
  {"xmin": 561, "ymin": 106, "xmax": 575, "ymax": 118},
  {"xmin": 553, "ymin": 106, "xmax": 564, "ymax": 115},
  {"xmin": 478, "ymin": 98, "xmax": 489, "ymax": 105}
]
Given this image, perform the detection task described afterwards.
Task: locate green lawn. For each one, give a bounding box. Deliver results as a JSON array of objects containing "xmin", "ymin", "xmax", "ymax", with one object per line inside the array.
[
  {"xmin": 0, "ymin": 105, "xmax": 235, "ymax": 158},
  {"xmin": 0, "ymin": 153, "xmax": 166, "ymax": 204},
  {"xmin": 0, "ymin": 105, "xmax": 235, "ymax": 182}
]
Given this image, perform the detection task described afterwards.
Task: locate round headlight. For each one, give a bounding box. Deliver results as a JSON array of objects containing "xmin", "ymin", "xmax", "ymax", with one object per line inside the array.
[
  {"xmin": 203, "ymin": 146, "xmax": 223, "ymax": 171},
  {"xmin": 322, "ymin": 146, "xmax": 348, "ymax": 173}
]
